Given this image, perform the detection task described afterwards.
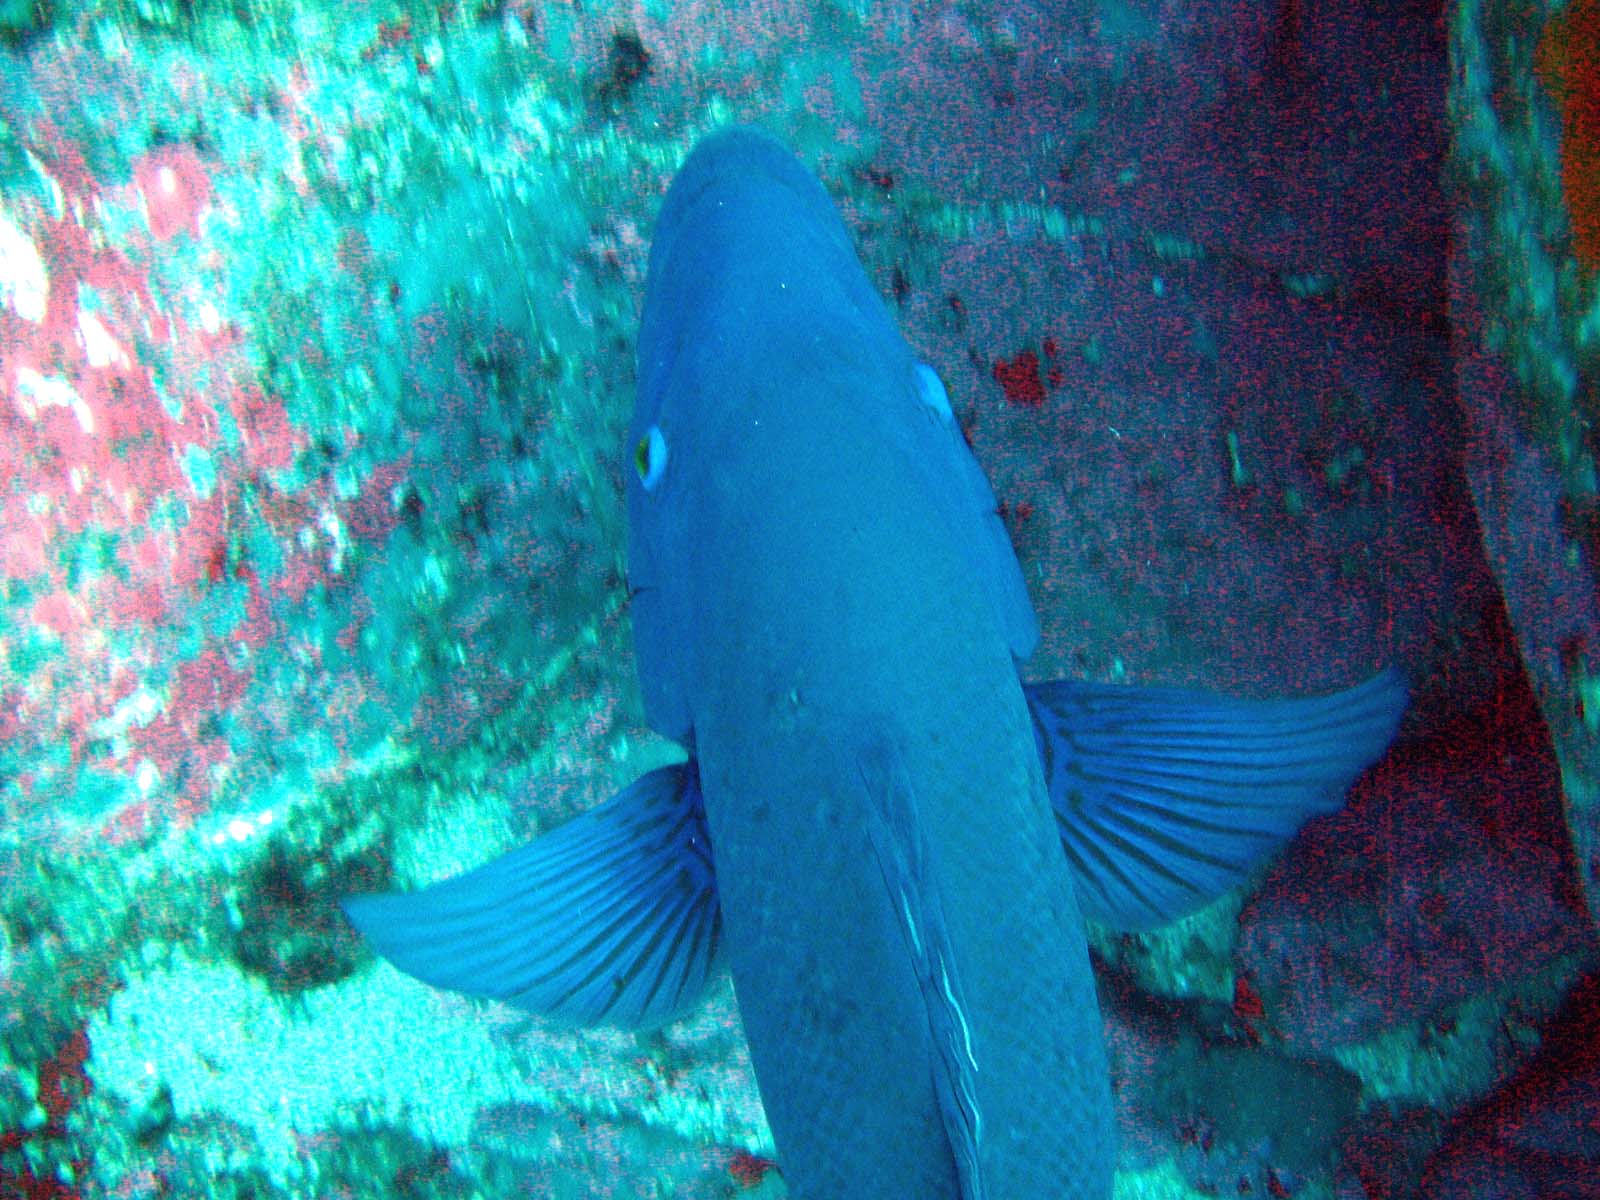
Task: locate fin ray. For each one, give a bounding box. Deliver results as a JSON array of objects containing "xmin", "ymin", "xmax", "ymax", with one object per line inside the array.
[
  {"xmin": 1027, "ymin": 668, "xmax": 1407, "ymax": 930},
  {"xmin": 343, "ymin": 762, "xmax": 722, "ymax": 1029}
]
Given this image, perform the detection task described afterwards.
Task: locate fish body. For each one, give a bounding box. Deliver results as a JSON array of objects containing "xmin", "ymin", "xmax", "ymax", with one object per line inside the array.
[
  {"xmin": 345, "ymin": 127, "xmax": 1407, "ymax": 1199},
  {"xmin": 629, "ymin": 126, "xmax": 1112, "ymax": 1198}
]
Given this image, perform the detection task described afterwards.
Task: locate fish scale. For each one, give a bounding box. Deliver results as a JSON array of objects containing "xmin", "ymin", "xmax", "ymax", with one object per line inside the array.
[{"xmin": 680, "ymin": 368, "xmax": 1115, "ymax": 1194}]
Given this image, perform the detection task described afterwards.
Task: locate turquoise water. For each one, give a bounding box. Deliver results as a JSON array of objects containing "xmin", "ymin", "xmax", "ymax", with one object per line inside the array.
[{"xmin": 2, "ymin": 1, "xmax": 1596, "ymax": 1196}]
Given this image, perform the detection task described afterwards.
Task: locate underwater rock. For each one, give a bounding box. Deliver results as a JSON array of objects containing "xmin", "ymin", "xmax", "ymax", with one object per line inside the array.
[
  {"xmin": 1238, "ymin": 677, "xmax": 1595, "ymax": 1049},
  {"xmin": 1451, "ymin": 0, "xmax": 1600, "ymax": 931},
  {"xmin": 1417, "ymin": 971, "xmax": 1600, "ymax": 1198},
  {"xmin": 1334, "ymin": 1105, "xmax": 1444, "ymax": 1200},
  {"xmin": 1100, "ymin": 962, "xmax": 1362, "ymax": 1193}
]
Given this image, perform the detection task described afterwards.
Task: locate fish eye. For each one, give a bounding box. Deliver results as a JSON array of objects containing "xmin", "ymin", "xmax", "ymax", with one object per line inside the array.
[{"xmin": 634, "ymin": 425, "xmax": 668, "ymax": 491}]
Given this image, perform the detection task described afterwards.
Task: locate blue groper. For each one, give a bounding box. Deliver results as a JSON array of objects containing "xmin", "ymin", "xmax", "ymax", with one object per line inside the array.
[{"xmin": 346, "ymin": 126, "xmax": 1406, "ymax": 1199}]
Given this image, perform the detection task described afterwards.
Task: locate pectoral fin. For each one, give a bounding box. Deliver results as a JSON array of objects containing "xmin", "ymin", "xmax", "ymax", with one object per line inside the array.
[
  {"xmin": 342, "ymin": 761, "xmax": 721, "ymax": 1029},
  {"xmin": 1025, "ymin": 668, "xmax": 1407, "ymax": 930}
]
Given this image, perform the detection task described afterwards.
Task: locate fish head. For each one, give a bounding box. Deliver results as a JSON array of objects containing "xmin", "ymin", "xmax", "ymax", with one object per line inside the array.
[{"xmin": 625, "ymin": 127, "xmax": 1038, "ymax": 743}]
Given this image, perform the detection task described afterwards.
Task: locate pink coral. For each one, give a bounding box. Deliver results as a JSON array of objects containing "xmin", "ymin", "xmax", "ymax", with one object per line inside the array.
[{"xmin": 133, "ymin": 144, "xmax": 214, "ymax": 242}]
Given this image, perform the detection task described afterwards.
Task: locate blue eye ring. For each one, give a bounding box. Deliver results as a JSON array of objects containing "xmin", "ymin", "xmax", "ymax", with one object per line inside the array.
[{"xmin": 634, "ymin": 425, "xmax": 668, "ymax": 491}]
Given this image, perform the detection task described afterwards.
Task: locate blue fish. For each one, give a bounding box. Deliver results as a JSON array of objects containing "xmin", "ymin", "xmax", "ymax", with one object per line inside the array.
[{"xmin": 344, "ymin": 126, "xmax": 1406, "ymax": 1198}]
